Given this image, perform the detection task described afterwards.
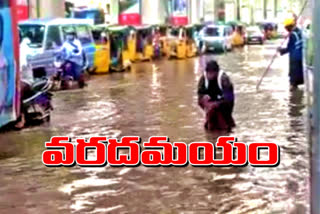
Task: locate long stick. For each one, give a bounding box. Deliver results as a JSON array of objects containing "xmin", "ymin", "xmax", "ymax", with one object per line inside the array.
[
  {"xmin": 256, "ymin": 38, "xmax": 288, "ymax": 91},
  {"xmin": 256, "ymin": 0, "xmax": 309, "ymax": 91}
]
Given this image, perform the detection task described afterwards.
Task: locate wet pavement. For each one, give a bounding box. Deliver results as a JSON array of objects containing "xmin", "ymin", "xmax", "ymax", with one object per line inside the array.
[{"xmin": 0, "ymin": 41, "xmax": 310, "ymax": 214}]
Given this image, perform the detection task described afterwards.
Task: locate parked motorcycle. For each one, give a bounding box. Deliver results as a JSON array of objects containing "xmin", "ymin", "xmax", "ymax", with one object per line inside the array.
[{"xmin": 21, "ymin": 77, "xmax": 53, "ymax": 125}]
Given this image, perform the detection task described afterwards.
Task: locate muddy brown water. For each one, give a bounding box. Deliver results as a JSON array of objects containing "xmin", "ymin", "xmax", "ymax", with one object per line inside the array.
[{"xmin": 0, "ymin": 42, "xmax": 309, "ymax": 214}]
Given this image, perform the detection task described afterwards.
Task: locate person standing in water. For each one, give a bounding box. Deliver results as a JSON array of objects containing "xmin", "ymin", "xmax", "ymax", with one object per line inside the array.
[
  {"xmin": 278, "ymin": 17, "xmax": 304, "ymax": 91},
  {"xmin": 198, "ymin": 60, "xmax": 235, "ymax": 131}
]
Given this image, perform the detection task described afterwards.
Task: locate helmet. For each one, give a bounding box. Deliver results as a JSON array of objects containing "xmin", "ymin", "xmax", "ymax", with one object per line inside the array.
[
  {"xmin": 284, "ymin": 18, "xmax": 295, "ymax": 27},
  {"xmin": 65, "ymin": 28, "xmax": 76, "ymax": 35}
]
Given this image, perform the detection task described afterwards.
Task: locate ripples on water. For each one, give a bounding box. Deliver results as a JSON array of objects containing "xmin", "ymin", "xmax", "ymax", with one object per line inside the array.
[{"xmin": 0, "ymin": 42, "xmax": 309, "ymax": 213}]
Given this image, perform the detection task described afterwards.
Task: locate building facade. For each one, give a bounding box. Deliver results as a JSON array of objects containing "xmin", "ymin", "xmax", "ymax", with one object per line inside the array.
[
  {"xmin": 23, "ymin": 0, "xmax": 309, "ymax": 25},
  {"xmin": 66, "ymin": 0, "xmax": 119, "ymax": 24},
  {"xmin": 29, "ymin": 0, "xmax": 65, "ymax": 18}
]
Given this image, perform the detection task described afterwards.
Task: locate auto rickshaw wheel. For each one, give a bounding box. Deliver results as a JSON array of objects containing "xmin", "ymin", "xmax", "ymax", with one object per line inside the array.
[{"xmin": 125, "ymin": 65, "xmax": 131, "ymax": 72}]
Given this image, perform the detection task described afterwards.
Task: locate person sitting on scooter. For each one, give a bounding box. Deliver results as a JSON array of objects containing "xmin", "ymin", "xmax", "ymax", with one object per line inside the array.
[{"xmin": 61, "ymin": 28, "xmax": 86, "ymax": 88}]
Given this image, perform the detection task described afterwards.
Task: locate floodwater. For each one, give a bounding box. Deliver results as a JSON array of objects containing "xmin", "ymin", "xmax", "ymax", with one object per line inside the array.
[{"xmin": 0, "ymin": 41, "xmax": 309, "ymax": 214}]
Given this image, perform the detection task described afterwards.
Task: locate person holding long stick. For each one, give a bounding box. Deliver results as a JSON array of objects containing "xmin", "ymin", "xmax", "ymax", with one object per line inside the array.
[
  {"xmin": 277, "ymin": 17, "xmax": 304, "ymax": 91},
  {"xmin": 256, "ymin": 0, "xmax": 308, "ymax": 91}
]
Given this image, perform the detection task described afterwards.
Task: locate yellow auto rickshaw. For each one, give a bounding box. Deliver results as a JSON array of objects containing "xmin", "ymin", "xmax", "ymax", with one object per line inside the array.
[
  {"xmin": 132, "ymin": 25, "xmax": 154, "ymax": 61},
  {"xmin": 168, "ymin": 26, "xmax": 187, "ymax": 59},
  {"xmin": 227, "ymin": 21, "xmax": 245, "ymax": 46},
  {"xmin": 232, "ymin": 25, "xmax": 245, "ymax": 47},
  {"xmin": 108, "ymin": 26, "xmax": 131, "ymax": 72},
  {"xmin": 158, "ymin": 24, "xmax": 171, "ymax": 57},
  {"xmin": 185, "ymin": 25, "xmax": 197, "ymax": 58},
  {"xmin": 92, "ymin": 25, "xmax": 110, "ymax": 74},
  {"xmin": 258, "ymin": 21, "xmax": 278, "ymax": 40},
  {"xmin": 127, "ymin": 27, "xmax": 137, "ymax": 62}
]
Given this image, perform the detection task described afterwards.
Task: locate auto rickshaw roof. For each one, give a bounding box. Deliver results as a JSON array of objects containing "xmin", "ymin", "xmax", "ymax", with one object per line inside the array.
[
  {"xmin": 108, "ymin": 25, "xmax": 130, "ymax": 31},
  {"xmin": 206, "ymin": 24, "xmax": 230, "ymax": 29},
  {"xmin": 191, "ymin": 23, "xmax": 204, "ymax": 27},
  {"xmin": 214, "ymin": 21, "xmax": 226, "ymax": 25},
  {"xmin": 131, "ymin": 25, "xmax": 152, "ymax": 30},
  {"xmin": 95, "ymin": 24, "xmax": 112, "ymax": 28},
  {"xmin": 226, "ymin": 20, "xmax": 246, "ymax": 26},
  {"xmin": 194, "ymin": 24, "xmax": 205, "ymax": 31},
  {"xmin": 92, "ymin": 25, "xmax": 110, "ymax": 32},
  {"xmin": 93, "ymin": 24, "xmax": 112, "ymax": 31},
  {"xmin": 170, "ymin": 25, "xmax": 185, "ymax": 29},
  {"xmin": 72, "ymin": 7, "xmax": 104, "ymax": 12},
  {"xmin": 185, "ymin": 24, "xmax": 195, "ymax": 28},
  {"xmin": 108, "ymin": 26, "xmax": 130, "ymax": 35},
  {"xmin": 256, "ymin": 21, "xmax": 278, "ymax": 26},
  {"xmin": 157, "ymin": 24, "xmax": 170, "ymax": 28},
  {"xmin": 19, "ymin": 18, "xmax": 92, "ymax": 26}
]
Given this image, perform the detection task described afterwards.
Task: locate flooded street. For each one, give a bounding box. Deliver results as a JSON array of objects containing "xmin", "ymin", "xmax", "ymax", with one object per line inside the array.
[{"xmin": 0, "ymin": 41, "xmax": 310, "ymax": 214}]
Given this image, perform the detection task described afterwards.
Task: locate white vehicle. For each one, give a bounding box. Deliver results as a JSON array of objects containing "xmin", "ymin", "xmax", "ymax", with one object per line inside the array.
[
  {"xmin": 245, "ymin": 26, "xmax": 265, "ymax": 44},
  {"xmin": 200, "ymin": 25, "xmax": 233, "ymax": 52}
]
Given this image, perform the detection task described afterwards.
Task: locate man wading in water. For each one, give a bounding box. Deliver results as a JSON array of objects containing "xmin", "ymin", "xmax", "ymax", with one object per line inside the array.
[
  {"xmin": 278, "ymin": 17, "xmax": 304, "ymax": 91},
  {"xmin": 198, "ymin": 60, "xmax": 235, "ymax": 131}
]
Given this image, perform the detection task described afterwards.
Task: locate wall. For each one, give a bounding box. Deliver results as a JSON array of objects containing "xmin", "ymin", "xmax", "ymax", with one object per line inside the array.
[
  {"xmin": 225, "ymin": 1, "xmax": 236, "ymax": 22},
  {"xmin": 65, "ymin": 0, "xmax": 119, "ymax": 24},
  {"xmin": 142, "ymin": 0, "xmax": 166, "ymax": 25},
  {"xmin": 254, "ymin": 0, "xmax": 264, "ymax": 23},
  {"xmin": 110, "ymin": 0, "xmax": 119, "ymax": 24},
  {"xmin": 203, "ymin": 0, "xmax": 214, "ymax": 22}
]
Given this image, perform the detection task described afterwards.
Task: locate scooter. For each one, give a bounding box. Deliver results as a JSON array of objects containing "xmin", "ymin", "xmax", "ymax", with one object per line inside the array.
[
  {"xmin": 22, "ymin": 77, "xmax": 53, "ymax": 124},
  {"xmin": 53, "ymin": 53, "xmax": 87, "ymax": 90}
]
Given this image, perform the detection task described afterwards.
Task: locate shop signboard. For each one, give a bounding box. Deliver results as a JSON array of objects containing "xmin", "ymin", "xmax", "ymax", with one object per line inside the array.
[{"xmin": 119, "ymin": 0, "xmax": 141, "ymax": 25}]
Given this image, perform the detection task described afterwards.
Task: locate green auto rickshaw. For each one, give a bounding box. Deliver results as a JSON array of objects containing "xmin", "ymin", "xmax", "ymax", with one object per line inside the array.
[{"xmin": 108, "ymin": 25, "xmax": 131, "ymax": 72}]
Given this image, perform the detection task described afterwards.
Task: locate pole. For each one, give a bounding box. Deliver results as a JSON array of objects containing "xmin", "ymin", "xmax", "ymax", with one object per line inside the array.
[
  {"xmin": 36, "ymin": 0, "xmax": 40, "ymax": 18},
  {"xmin": 312, "ymin": 0, "xmax": 320, "ymax": 212},
  {"xmin": 27, "ymin": 0, "xmax": 30, "ymax": 18},
  {"xmin": 236, "ymin": 0, "xmax": 240, "ymax": 21},
  {"xmin": 263, "ymin": 0, "xmax": 267, "ymax": 19},
  {"xmin": 250, "ymin": 1, "xmax": 254, "ymax": 25},
  {"xmin": 274, "ymin": 0, "xmax": 277, "ymax": 18}
]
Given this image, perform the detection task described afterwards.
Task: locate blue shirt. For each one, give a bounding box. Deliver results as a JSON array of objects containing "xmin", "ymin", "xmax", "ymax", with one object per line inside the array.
[{"xmin": 280, "ymin": 27, "xmax": 303, "ymax": 61}]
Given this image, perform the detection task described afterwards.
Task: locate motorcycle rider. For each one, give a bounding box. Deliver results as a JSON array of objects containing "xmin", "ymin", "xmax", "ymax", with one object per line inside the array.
[{"xmin": 60, "ymin": 28, "xmax": 86, "ymax": 88}]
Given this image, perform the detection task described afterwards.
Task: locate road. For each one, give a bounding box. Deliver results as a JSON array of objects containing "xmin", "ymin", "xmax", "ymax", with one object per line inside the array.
[{"xmin": 0, "ymin": 41, "xmax": 309, "ymax": 214}]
